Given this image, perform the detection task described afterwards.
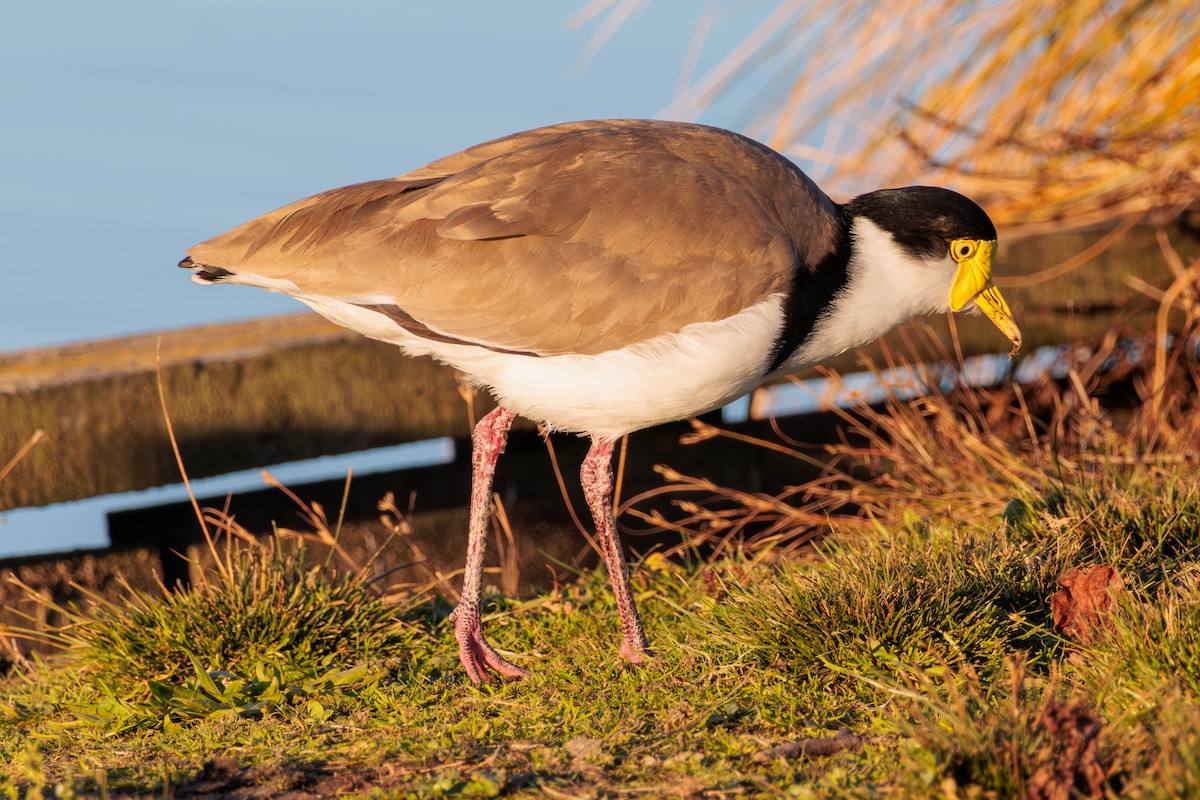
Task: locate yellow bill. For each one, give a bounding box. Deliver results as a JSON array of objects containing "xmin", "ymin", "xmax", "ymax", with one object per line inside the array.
[
  {"xmin": 973, "ymin": 285, "xmax": 1022, "ymax": 357},
  {"xmin": 949, "ymin": 238, "xmax": 1022, "ymax": 357}
]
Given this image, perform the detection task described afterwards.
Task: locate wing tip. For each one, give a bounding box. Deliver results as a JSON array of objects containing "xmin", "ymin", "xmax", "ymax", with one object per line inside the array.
[{"xmin": 180, "ymin": 255, "xmax": 235, "ymax": 284}]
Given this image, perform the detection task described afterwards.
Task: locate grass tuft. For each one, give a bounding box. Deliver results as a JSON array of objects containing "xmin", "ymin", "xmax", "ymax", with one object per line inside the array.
[
  {"xmin": 1054, "ymin": 471, "xmax": 1200, "ymax": 584},
  {"xmin": 697, "ymin": 523, "xmax": 1063, "ymax": 683},
  {"xmin": 1075, "ymin": 570, "xmax": 1200, "ymax": 706},
  {"xmin": 10, "ymin": 544, "xmax": 413, "ymax": 694},
  {"xmin": 888, "ymin": 659, "xmax": 1106, "ymax": 798}
]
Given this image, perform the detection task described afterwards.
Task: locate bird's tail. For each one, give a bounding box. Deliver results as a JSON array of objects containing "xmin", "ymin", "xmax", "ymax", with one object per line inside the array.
[{"xmin": 178, "ymin": 256, "xmax": 234, "ymax": 284}]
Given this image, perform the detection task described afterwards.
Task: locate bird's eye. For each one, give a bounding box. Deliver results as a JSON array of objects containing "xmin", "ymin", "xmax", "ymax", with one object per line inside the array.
[{"xmin": 951, "ymin": 239, "xmax": 977, "ymax": 261}]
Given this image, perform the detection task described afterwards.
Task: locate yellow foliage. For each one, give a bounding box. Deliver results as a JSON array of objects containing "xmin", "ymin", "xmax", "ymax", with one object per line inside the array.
[{"xmin": 583, "ymin": 0, "xmax": 1200, "ymax": 232}]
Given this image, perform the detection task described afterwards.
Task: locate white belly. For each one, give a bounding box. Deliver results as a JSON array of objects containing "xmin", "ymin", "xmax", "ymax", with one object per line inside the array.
[{"xmin": 300, "ymin": 292, "xmax": 786, "ymax": 438}]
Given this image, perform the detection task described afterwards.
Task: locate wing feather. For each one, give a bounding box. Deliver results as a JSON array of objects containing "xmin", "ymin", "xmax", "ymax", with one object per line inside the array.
[{"xmin": 186, "ymin": 120, "xmax": 839, "ymax": 355}]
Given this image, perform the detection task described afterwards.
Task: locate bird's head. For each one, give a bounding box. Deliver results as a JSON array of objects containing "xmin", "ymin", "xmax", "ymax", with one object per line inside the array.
[{"xmin": 845, "ymin": 186, "xmax": 1022, "ymax": 356}]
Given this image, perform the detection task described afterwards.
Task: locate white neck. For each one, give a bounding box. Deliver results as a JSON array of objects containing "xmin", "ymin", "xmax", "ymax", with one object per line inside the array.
[{"xmin": 773, "ymin": 216, "xmax": 952, "ymax": 376}]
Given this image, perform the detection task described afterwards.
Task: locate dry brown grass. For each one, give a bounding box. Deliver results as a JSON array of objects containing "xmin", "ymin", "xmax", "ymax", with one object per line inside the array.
[
  {"xmin": 582, "ymin": 0, "xmax": 1199, "ymax": 235},
  {"xmin": 0, "ymin": 430, "xmax": 44, "ymax": 487}
]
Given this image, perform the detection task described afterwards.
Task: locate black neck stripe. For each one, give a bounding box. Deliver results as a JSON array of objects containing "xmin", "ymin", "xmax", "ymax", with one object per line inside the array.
[{"xmin": 767, "ymin": 206, "xmax": 853, "ymax": 373}]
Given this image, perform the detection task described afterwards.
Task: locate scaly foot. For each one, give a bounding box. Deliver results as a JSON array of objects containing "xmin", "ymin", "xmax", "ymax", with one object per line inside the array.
[
  {"xmin": 620, "ymin": 639, "xmax": 654, "ymax": 666},
  {"xmin": 449, "ymin": 605, "xmax": 531, "ymax": 684}
]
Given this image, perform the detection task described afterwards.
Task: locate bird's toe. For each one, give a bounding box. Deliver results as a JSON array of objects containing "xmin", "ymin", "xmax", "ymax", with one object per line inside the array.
[
  {"xmin": 620, "ymin": 642, "xmax": 655, "ymax": 666},
  {"xmin": 452, "ymin": 608, "xmax": 530, "ymax": 684}
]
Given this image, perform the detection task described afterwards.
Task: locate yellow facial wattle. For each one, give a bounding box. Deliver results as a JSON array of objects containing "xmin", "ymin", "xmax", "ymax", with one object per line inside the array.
[{"xmin": 949, "ymin": 238, "xmax": 1022, "ymax": 356}]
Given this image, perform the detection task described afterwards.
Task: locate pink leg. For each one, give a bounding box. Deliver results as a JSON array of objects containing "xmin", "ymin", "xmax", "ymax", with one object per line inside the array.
[
  {"xmin": 581, "ymin": 437, "xmax": 651, "ymax": 664},
  {"xmin": 448, "ymin": 406, "xmax": 531, "ymax": 684}
]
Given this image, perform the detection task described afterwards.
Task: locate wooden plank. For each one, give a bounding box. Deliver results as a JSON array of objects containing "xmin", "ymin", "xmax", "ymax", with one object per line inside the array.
[
  {"xmin": 0, "ymin": 328, "xmax": 478, "ymax": 509},
  {"xmin": 0, "ymin": 314, "xmax": 348, "ymax": 394}
]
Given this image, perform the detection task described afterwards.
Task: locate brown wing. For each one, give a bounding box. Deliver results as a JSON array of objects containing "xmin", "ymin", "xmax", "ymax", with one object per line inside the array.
[{"xmin": 186, "ymin": 120, "xmax": 840, "ymax": 355}]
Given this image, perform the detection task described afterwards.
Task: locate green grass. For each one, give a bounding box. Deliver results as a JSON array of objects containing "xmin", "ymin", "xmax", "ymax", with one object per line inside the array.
[
  {"xmin": 2, "ymin": 456, "xmax": 1199, "ymax": 797},
  {"xmin": 46, "ymin": 546, "xmax": 412, "ymax": 688},
  {"xmin": 696, "ymin": 521, "xmax": 1066, "ymax": 682}
]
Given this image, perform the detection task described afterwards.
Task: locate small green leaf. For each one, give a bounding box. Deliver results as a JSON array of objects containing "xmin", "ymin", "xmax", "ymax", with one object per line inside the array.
[
  {"xmin": 185, "ymin": 652, "xmax": 223, "ymax": 697},
  {"xmin": 306, "ymin": 699, "xmax": 328, "ymax": 721}
]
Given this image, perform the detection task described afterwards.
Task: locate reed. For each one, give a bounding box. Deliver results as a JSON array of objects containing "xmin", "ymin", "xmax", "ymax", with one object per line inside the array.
[{"xmin": 581, "ymin": 0, "xmax": 1199, "ymax": 234}]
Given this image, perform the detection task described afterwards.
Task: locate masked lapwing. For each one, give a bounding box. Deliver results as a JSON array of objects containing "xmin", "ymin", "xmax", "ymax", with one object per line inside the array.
[{"xmin": 180, "ymin": 119, "xmax": 1021, "ymax": 684}]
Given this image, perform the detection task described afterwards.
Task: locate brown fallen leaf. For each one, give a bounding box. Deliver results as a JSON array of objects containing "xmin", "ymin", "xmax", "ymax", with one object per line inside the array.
[
  {"xmin": 1050, "ymin": 566, "xmax": 1122, "ymax": 644},
  {"xmin": 1025, "ymin": 699, "xmax": 1107, "ymax": 800}
]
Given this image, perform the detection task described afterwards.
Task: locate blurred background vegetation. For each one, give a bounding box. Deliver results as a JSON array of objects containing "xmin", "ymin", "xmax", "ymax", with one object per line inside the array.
[{"xmin": 584, "ymin": 0, "xmax": 1199, "ymax": 234}]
